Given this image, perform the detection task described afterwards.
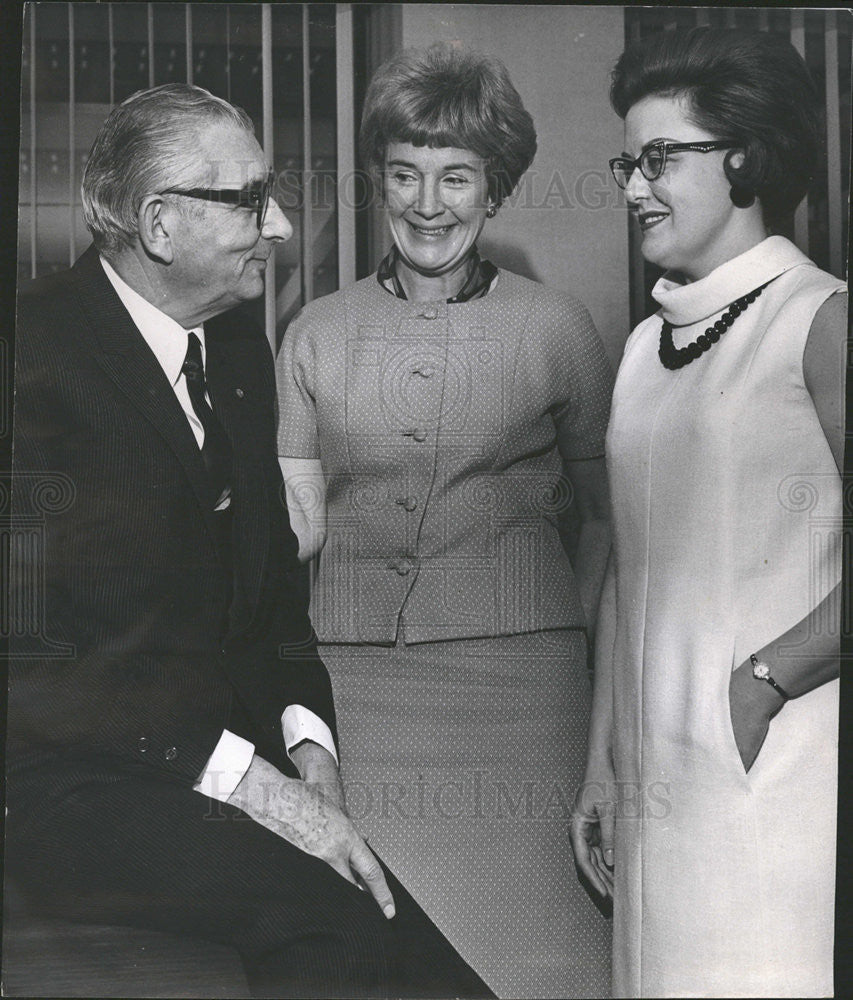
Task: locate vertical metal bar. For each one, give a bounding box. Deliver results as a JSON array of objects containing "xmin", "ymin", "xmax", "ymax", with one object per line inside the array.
[
  {"xmin": 823, "ymin": 10, "xmax": 843, "ymax": 277},
  {"xmin": 628, "ymin": 14, "xmax": 645, "ymax": 329},
  {"xmin": 68, "ymin": 2, "xmax": 76, "ymax": 264},
  {"xmin": 185, "ymin": 4, "xmax": 193, "ymax": 86},
  {"xmin": 108, "ymin": 2, "xmax": 115, "ymax": 105},
  {"xmin": 336, "ymin": 4, "xmax": 355, "ymax": 290},
  {"xmin": 695, "ymin": 9, "xmax": 711, "ymax": 28},
  {"xmin": 301, "ymin": 4, "xmax": 314, "ymax": 305},
  {"xmin": 757, "ymin": 8, "xmax": 769, "ymax": 31},
  {"xmin": 225, "ymin": 5, "xmax": 232, "ymax": 103},
  {"xmin": 790, "ymin": 10, "xmax": 809, "ymax": 252},
  {"xmin": 147, "ymin": 2, "xmax": 155, "ymax": 88},
  {"xmin": 725, "ymin": 8, "xmax": 737, "ymax": 29},
  {"xmin": 261, "ymin": 5, "xmax": 276, "ymax": 352},
  {"xmin": 30, "ymin": 3, "xmax": 38, "ymax": 279}
]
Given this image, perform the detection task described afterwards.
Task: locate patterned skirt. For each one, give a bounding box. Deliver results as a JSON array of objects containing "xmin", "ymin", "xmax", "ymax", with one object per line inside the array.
[{"xmin": 320, "ymin": 629, "xmax": 611, "ymax": 999}]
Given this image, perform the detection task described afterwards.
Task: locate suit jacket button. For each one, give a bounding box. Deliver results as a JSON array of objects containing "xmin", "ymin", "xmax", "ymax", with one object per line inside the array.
[
  {"xmin": 164, "ymin": 746, "xmax": 179, "ymax": 762},
  {"xmin": 421, "ymin": 306, "xmax": 438, "ymax": 319},
  {"xmin": 137, "ymin": 737, "xmax": 149, "ymax": 753},
  {"xmin": 234, "ymin": 388, "xmax": 244, "ymax": 398},
  {"xmin": 413, "ymin": 429, "xmax": 427, "ymax": 442}
]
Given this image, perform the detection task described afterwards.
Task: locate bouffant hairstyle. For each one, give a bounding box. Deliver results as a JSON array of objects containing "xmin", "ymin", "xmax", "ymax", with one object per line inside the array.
[
  {"xmin": 610, "ymin": 28, "xmax": 821, "ymax": 227},
  {"xmin": 359, "ymin": 43, "xmax": 537, "ymax": 206}
]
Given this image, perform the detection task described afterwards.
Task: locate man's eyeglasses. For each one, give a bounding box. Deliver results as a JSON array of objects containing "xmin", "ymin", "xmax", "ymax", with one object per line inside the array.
[
  {"xmin": 609, "ymin": 140, "xmax": 736, "ymax": 190},
  {"xmin": 160, "ymin": 169, "xmax": 276, "ymax": 230}
]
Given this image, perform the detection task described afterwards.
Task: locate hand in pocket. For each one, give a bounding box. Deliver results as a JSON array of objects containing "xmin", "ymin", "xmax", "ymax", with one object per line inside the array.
[{"xmin": 728, "ymin": 661, "xmax": 783, "ymax": 772}]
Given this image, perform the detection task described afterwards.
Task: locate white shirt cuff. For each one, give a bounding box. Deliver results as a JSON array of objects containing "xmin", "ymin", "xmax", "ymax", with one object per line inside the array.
[
  {"xmin": 282, "ymin": 705, "xmax": 338, "ymax": 764},
  {"xmin": 193, "ymin": 729, "xmax": 255, "ymax": 801}
]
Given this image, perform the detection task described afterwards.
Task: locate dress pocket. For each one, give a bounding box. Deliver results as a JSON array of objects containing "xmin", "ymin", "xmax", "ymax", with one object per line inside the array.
[{"xmin": 723, "ymin": 639, "xmax": 753, "ymax": 778}]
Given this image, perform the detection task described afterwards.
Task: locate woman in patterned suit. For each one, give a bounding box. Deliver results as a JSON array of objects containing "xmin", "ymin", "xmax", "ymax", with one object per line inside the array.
[{"xmin": 277, "ymin": 43, "xmax": 613, "ymax": 999}]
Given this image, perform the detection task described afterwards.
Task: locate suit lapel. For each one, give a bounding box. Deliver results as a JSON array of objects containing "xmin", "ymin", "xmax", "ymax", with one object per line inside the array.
[{"xmin": 69, "ymin": 246, "xmax": 225, "ymax": 555}]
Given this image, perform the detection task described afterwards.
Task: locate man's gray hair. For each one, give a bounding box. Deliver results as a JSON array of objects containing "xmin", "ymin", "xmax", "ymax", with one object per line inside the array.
[{"xmin": 81, "ymin": 83, "xmax": 255, "ymax": 256}]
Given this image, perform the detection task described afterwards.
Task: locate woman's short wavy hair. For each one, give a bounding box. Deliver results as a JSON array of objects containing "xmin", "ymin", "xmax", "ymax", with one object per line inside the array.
[
  {"xmin": 610, "ymin": 28, "xmax": 821, "ymax": 228},
  {"xmin": 81, "ymin": 83, "xmax": 255, "ymax": 256},
  {"xmin": 359, "ymin": 43, "xmax": 537, "ymax": 205}
]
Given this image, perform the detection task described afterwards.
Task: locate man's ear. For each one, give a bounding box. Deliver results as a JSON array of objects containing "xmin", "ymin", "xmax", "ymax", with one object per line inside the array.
[{"xmin": 137, "ymin": 195, "xmax": 175, "ymax": 264}]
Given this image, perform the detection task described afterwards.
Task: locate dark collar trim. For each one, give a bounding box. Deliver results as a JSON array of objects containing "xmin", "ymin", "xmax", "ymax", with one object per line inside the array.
[{"xmin": 376, "ymin": 245, "xmax": 497, "ymax": 304}]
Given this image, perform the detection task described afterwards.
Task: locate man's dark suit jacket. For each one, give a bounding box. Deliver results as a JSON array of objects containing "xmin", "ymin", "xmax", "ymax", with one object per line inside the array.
[{"xmin": 8, "ymin": 244, "xmax": 335, "ymax": 795}]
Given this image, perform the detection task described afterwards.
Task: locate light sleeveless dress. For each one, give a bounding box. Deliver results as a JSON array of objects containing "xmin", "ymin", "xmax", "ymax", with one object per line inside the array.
[{"xmin": 605, "ymin": 236, "xmax": 845, "ymax": 998}]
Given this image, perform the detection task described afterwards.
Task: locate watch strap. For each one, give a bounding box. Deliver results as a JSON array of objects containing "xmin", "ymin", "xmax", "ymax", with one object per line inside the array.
[{"xmin": 749, "ymin": 653, "xmax": 790, "ymax": 701}]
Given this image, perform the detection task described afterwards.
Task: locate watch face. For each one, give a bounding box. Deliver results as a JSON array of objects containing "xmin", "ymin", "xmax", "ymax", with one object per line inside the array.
[{"xmin": 753, "ymin": 662, "xmax": 770, "ymax": 680}]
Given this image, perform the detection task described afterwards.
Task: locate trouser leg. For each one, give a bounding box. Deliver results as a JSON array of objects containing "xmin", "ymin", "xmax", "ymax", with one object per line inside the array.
[{"xmin": 6, "ymin": 765, "xmax": 493, "ymax": 998}]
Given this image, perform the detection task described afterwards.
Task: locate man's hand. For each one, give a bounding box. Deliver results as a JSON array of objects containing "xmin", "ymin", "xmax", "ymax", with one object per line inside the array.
[
  {"xmin": 290, "ymin": 740, "xmax": 347, "ymax": 813},
  {"xmin": 228, "ymin": 752, "xmax": 395, "ymax": 919},
  {"xmin": 569, "ymin": 760, "xmax": 615, "ymax": 900}
]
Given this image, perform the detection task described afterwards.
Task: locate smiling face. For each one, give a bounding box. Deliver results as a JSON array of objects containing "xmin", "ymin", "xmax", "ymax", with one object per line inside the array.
[
  {"xmin": 623, "ymin": 93, "xmax": 764, "ymax": 282},
  {"xmin": 166, "ymin": 121, "xmax": 292, "ymax": 322},
  {"xmin": 383, "ymin": 141, "xmax": 491, "ymax": 298}
]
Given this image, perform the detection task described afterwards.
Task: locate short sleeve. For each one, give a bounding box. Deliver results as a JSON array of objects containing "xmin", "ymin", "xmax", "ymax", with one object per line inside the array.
[
  {"xmin": 541, "ymin": 293, "xmax": 614, "ymax": 461},
  {"xmin": 276, "ymin": 309, "xmax": 320, "ymax": 459}
]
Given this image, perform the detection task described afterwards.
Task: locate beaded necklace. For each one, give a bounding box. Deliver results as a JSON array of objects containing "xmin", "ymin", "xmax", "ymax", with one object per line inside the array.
[{"xmin": 659, "ymin": 279, "xmax": 772, "ymax": 370}]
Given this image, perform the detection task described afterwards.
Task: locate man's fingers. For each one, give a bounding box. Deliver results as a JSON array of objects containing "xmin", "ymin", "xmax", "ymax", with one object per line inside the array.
[
  {"xmin": 349, "ymin": 838, "xmax": 396, "ymax": 919},
  {"xmin": 326, "ymin": 855, "xmax": 358, "ymax": 886}
]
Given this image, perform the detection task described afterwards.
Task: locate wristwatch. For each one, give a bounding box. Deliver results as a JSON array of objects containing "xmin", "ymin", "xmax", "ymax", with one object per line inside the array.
[{"xmin": 749, "ymin": 653, "xmax": 790, "ymax": 700}]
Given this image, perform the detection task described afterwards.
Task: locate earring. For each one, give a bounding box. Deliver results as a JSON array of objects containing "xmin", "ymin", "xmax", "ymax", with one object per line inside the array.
[
  {"xmin": 729, "ymin": 185, "xmax": 755, "ymax": 209},
  {"xmin": 486, "ymin": 204, "xmax": 498, "ymax": 218}
]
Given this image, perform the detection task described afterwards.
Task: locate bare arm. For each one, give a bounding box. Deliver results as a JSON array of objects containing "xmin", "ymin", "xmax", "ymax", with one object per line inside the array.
[
  {"xmin": 729, "ymin": 583, "xmax": 840, "ymax": 770},
  {"xmin": 562, "ymin": 456, "xmax": 611, "ymax": 640},
  {"xmin": 279, "ymin": 457, "xmax": 327, "ymax": 563},
  {"xmin": 570, "ymin": 556, "xmax": 616, "ymax": 898},
  {"xmin": 803, "ymin": 291, "xmax": 846, "ymax": 473},
  {"xmin": 729, "ymin": 292, "xmax": 846, "ymax": 769}
]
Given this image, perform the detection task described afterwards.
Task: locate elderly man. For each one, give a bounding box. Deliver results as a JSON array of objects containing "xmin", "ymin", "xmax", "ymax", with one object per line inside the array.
[{"xmin": 7, "ymin": 84, "xmax": 491, "ymax": 999}]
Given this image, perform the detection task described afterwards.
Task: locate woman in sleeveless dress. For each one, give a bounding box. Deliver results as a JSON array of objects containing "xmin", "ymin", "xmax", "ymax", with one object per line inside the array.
[
  {"xmin": 570, "ymin": 28, "xmax": 846, "ymax": 998},
  {"xmin": 277, "ymin": 44, "xmax": 613, "ymax": 998}
]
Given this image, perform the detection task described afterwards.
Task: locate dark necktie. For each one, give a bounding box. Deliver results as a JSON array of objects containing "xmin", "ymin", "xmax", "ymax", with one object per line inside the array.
[{"xmin": 181, "ymin": 332, "xmax": 232, "ymax": 507}]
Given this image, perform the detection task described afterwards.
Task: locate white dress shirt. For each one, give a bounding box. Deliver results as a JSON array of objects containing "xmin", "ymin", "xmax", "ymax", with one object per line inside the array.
[{"xmin": 100, "ymin": 257, "xmax": 338, "ymax": 800}]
